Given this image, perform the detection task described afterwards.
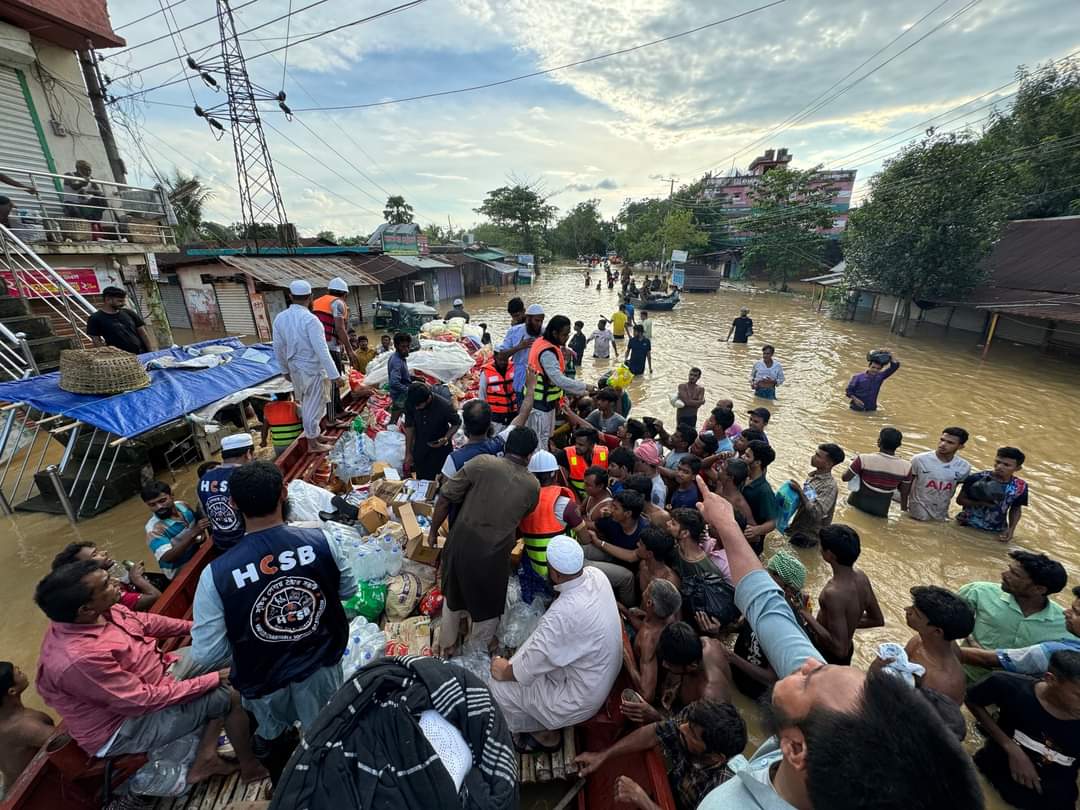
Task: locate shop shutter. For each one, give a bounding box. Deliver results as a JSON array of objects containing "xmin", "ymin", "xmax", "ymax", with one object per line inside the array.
[
  {"xmin": 0, "ymin": 67, "xmax": 53, "ymax": 182},
  {"xmin": 436, "ymin": 268, "xmax": 463, "ymax": 303},
  {"xmin": 213, "ymin": 282, "xmax": 256, "ymax": 336},
  {"xmin": 158, "ymin": 280, "xmax": 191, "ymax": 330}
]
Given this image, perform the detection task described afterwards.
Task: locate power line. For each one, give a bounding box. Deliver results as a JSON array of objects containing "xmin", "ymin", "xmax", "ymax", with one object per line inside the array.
[
  {"xmin": 114, "ymin": 0, "xmax": 191, "ymax": 31},
  {"xmin": 104, "ymin": 0, "xmax": 264, "ymax": 62},
  {"xmin": 158, "ymin": 0, "xmax": 199, "ymax": 105}
]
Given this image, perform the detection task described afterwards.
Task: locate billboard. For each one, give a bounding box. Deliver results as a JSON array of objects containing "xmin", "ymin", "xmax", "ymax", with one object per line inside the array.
[
  {"xmin": 0, "ymin": 267, "xmax": 100, "ymax": 298},
  {"xmin": 671, "ymin": 249, "xmax": 688, "ymax": 264},
  {"xmin": 671, "ymin": 267, "xmax": 685, "ymax": 288},
  {"xmin": 382, "ymin": 232, "xmax": 419, "ymax": 255}
]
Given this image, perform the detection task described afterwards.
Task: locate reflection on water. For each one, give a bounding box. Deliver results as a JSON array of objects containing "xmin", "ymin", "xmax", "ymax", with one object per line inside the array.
[{"xmin": 4, "ymin": 268, "xmax": 1076, "ymax": 804}]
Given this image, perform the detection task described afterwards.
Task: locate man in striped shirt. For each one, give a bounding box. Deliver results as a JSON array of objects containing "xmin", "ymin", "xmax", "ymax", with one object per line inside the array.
[{"xmin": 842, "ymin": 427, "xmax": 912, "ymax": 518}]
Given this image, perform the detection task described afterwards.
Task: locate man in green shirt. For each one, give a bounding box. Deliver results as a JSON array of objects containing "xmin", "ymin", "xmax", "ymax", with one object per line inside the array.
[
  {"xmin": 740, "ymin": 440, "xmax": 777, "ymax": 555},
  {"xmin": 958, "ymin": 549, "xmax": 1068, "ymax": 682}
]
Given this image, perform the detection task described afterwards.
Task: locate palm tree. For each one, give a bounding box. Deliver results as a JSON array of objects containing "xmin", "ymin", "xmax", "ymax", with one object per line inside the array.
[
  {"xmin": 383, "ymin": 195, "xmax": 414, "ymax": 225},
  {"xmin": 166, "ymin": 170, "xmax": 215, "ymax": 243}
]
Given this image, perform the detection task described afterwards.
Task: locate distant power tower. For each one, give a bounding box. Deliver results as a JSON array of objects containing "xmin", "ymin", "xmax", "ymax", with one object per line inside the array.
[{"xmin": 189, "ymin": 0, "xmax": 294, "ymax": 250}]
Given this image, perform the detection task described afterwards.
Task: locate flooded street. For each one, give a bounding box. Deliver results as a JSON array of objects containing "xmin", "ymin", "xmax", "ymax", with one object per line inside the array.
[{"xmin": 3, "ymin": 266, "xmax": 1078, "ymax": 806}]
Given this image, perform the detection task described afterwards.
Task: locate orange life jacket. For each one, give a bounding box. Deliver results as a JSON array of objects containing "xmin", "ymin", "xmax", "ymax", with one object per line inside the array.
[
  {"xmin": 518, "ymin": 484, "xmax": 575, "ymax": 577},
  {"xmin": 527, "ymin": 337, "xmax": 565, "ymax": 408},
  {"xmin": 564, "ymin": 445, "xmax": 609, "ymax": 498},
  {"xmin": 263, "ymin": 400, "xmax": 302, "ymax": 448},
  {"xmin": 482, "ymin": 362, "xmax": 516, "ymax": 417},
  {"xmin": 312, "ymin": 294, "xmax": 348, "ymax": 344}
]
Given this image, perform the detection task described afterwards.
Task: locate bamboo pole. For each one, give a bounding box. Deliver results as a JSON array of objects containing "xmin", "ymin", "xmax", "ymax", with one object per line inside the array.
[
  {"xmin": 981, "ymin": 312, "xmax": 1000, "ymax": 359},
  {"xmin": 520, "ymin": 753, "xmax": 535, "ymax": 783},
  {"xmin": 563, "ymin": 728, "xmax": 577, "ymax": 774},
  {"xmin": 536, "ymin": 752, "xmax": 552, "ymax": 782}
]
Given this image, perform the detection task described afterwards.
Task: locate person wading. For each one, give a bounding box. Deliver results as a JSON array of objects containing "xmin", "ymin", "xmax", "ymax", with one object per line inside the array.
[{"xmin": 272, "ymin": 279, "xmax": 342, "ymax": 453}]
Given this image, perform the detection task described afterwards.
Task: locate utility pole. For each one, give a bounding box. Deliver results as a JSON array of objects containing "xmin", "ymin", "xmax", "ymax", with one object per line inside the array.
[
  {"xmin": 79, "ymin": 44, "xmax": 127, "ymax": 184},
  {"xmin": 657, "ymin": 176, "xmax": 678, "ymax": 275}
]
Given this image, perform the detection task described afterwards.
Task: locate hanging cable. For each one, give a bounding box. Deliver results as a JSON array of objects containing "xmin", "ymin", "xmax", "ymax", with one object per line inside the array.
[
  {"xmin": 279, "ymin": 0, "xmax": 294, "ymax": 91},
  {"xmin": 114, "ymin": 0, "xmax": 191, "ymax": 31}
]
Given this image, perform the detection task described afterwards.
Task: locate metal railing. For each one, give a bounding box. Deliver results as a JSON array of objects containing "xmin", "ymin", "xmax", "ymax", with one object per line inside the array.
[
  {"xmin": 0, "ymin": 165, "xmax": 176, "ymax": 247},
  {"xmin": 0, "ymin": 224, "xmax": 97, "ymax": 346},
  {"xmin": 0, "ymin": 320, "xmax": 36, "ymax": 381}
]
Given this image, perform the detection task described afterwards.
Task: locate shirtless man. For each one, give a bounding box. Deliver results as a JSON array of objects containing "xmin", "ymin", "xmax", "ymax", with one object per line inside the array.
[
  {"xmin": 801, "ymin": 524, "xmax": 884, "ymax": 665},
  {"xmin": 622, "ymin": 579, "xmax": 682, "ymax": 703},
  {"xmin": 624, "ymin": 474, "xmax": 671, "ymax": 528},
  {"xmin": 0, "ymin": 662, "xmax": 55, "ymax": 788},
  {"xmin": 636, "ymin": 526, "xmax": 681, "ymax": 595},
  {"xmin": 582, "ymin": 466, "xmax": 613, "ymax": 520},
  {"xmin": 715, "ymin": 458, "xmax": 755, "ymax": 529},
  {"xmin": 621, "ymin": 621, "xmax": 733, "ymax": 723},
  {"xmin": 901, "ymin": 585, "xmax": 975, "ymax": 704}
]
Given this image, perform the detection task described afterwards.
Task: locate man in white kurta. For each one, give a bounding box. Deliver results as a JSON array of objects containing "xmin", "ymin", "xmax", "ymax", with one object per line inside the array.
[
  {"xmin": 272, "ymin": 279, "xmax": 340, "ymax": 453},
  {"xmin": 489, "ymin": 535, "xmax": 623, "ymax": 737}
]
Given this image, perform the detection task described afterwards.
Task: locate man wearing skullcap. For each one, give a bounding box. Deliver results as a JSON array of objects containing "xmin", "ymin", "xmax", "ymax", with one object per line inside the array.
[
  {"xmin": 272, "ymin": 280, "xmax": 341, "ymax": 453},
  {"xmin": 489, "ymin": 535, "xmax": 622, "ymax": 751}
]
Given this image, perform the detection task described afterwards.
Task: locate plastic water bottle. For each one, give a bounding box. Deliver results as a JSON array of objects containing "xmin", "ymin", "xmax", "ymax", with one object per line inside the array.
[
  {"xmin": 385, "ymin": 542, "xmax": 403, "ymax": 576},
  {"xmin": 130, "ymin": 760, "xmax": 188, "ymax": 797}
]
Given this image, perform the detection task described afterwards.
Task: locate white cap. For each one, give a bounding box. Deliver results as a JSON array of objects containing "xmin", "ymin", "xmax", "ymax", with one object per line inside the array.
[
  {"xmin": 527, "ymin": 449, "xmax": 559, "ymax": 473},
  {"xmin": 221, "ymin": 433, "xmax": 254, "ymax": 452},
  {"xmin": 546, "ymin": 535, "xmax": 584, "ymax": 575},
  {"xmin": 328, "ymin": 277, "xmax": 349, "ymax": 293},
  {"xmin": 525, "ymin": 304, "xmax": 544, "ymax": 316},
  {"xmin": 453, "ymin": 298, "xmax": 463, "ymax": 306},
  {"xmin": 289, "ymin": 279, "xmax": 312, "ymax": 296}
]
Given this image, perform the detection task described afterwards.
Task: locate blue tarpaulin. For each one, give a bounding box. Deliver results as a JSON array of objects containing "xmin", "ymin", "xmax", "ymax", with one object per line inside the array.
[{"xmin": 0, "ymin": 338, "xmax": 283, "ymax": 438}]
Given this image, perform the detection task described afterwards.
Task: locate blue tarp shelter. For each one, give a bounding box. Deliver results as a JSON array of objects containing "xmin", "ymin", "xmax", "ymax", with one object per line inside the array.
[{"xmin": 0, "ymin": 339, "xmax": 282, "ymax": 438}]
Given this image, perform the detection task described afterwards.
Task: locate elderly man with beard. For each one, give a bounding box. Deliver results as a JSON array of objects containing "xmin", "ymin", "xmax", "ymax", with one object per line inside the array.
[{"xmin": 692, "ymin": 477, "xmax": 984, "ymax": 810}]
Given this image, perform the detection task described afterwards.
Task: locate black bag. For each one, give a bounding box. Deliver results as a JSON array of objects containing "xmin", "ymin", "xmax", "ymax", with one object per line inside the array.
[{"xmin": 681, "ymin": 573, "xmax": 740, "ymax": 627}]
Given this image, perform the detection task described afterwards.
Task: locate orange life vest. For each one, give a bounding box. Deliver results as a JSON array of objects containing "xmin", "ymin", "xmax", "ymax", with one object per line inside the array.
[
  {"xmin": 312, "ymin": 294, "xmax": 348, "ymax": 344},
  {"xmin": 482, "ymin": 362, "xmax": 516, "ymax": 417},
  {"xmin": 263, "ymin": 400, "xmax": 302, "ymax": 448},
  {"xmin": 564, "ymin": 445, "xmax": 609, "ymax": 498},
  {"xmin": 518, "ymin": 484, "xmax": 575, "ymax": 577},
  {"xmin": 527, "ymin": 337, "xmax": 565, "ymax": 408}
]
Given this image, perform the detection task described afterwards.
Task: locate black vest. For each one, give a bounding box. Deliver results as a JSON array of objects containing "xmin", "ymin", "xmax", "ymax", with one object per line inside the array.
[
  {"xmin": 209, "ymin": 525, "xmax": 347, "ymax": 699},
  {"xmin": 197, "ymin": 465, "xmax": 245, "ymax": 550}
]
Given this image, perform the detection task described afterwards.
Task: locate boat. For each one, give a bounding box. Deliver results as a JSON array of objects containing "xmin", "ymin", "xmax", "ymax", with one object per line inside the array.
[
  {"xmin": 627, "ymin": 291, "xmax": 680, "ymax": 311},
  {"xmin": 4, "ymin": 393, "xmax": 675, "ymax": 810}
]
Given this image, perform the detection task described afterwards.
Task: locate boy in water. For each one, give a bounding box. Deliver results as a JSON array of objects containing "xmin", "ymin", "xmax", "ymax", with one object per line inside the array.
[
  {"xmin": 901, "ymin": 585, "xmax": 975, "ymax": 704},
  {"xmin": 0, "ymin": 662, "xmax": 55, "ymax": 789},
  {"xmin": 623, "ymin": 579, "xmax": 683, "ymax": 704},
  {"xmin": 802, "ymin": 524, "xmax": 884, "ymax": 665},
  {"xmin": 957, "ymin": 446, "xmax": 1029, "ymax": 542}
]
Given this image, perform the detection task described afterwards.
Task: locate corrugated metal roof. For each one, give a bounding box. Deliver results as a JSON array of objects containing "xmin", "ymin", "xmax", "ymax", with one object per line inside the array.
[
  {"xmin": 352, "ymin": 254, "xmax": 419, "ymax": 283},
  {"xmin": 218, "ymin": 255, "xmax": 379, "ymax": 288},
  {"xmin": 434, "ymin": 253, "xmax": 486, "ymax": 267},
  {"xmin": 395, "ymin": 255, "xmax": 453, "ymax": 270},
  {"xmin": 486, "ymin": 261, "xmax": 519, "ymax": 275},
  {"xmin": 984, "ymin": 216, "xmax": 1080, "ymax": 294},
  {"xmin": 466, "ymin": 250, "xmax": 508, "ymax": 261}
]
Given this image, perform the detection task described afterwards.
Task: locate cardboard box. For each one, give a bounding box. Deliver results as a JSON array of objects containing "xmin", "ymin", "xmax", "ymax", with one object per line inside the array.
[
  {"xmin": 406, "ymin": 527, "xmax": 445, "ymax": 566},
  {"xmin": 370, "ymin": 461, "xmax": 390, "ymax": 480},
  {"xmin": 394, "ymin": 502, "xmax": 424, "ymax": 546},
  {"xmin": 510, "ymin": 539, "xmax": 524, "ymax": 567},
  {"xmin": 370, "ymin": 479, "xmax": 405, "ymax": 502},
  {"xmin": 358, "ymin": 497, "xmax": 390, "ymax": 534},
  {"xmin": 408, "ymin": 500, "xmax": 447, "ymax": 537}
]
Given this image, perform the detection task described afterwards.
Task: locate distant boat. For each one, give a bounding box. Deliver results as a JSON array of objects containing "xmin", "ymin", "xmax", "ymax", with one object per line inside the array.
[{"xmin": 627, "ymin": 290, "xmax": 680, "ymax": 310}]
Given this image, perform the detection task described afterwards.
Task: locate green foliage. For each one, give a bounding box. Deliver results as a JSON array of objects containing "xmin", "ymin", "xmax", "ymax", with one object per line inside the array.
[
  {"xmin": 547, "ymin": 199, "xmax": 614, "ymax": 257},
  {"xmin": 233, "ymin": 222, "xmax": 280, "ymax": 240},
  {"xmin": 315, "ymin": 230, "xmax": 337, "ymax": 243},
  {"xmin": 470, "ymin": 222, "xmax": 525, "ymax": 254},
  {"xmin": 845, "ymin": 134, "xmax": 1012, "ymax": 313},
  {"xmin": 165, "ymin": 170, "xmax": 214, "ymax": 244},
  {"xmin": 198, "ymin": 221, "xmax": 236, "ymax": 244},
  {"xmin": 659, "ymin": 208, "xmax": 709, "ymax": 256},
  {"xmin": 422, "ymin": 223, "xmax": 467, "ymax": 244},
  {"xmin": 475, "ymin": 184, "xmax": 557, "ymax": 258},
  {"xmin": 741, "ymin": 167, "xmax": 836, "ymax": 290},
  {"xmin": 383, "ymin": 195, "xmax": 414, "ymax": 224}
]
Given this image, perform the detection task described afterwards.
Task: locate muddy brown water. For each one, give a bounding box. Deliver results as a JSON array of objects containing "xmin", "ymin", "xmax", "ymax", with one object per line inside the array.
[{"xmin": 4, "ymin": 267, "xmax": 1074, "ymax": 806}]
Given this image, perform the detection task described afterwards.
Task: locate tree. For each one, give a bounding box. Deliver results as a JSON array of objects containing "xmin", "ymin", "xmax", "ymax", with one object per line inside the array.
[
  {"xmin": 314, "ymin": 230, "xmax": 338, "ymax": 243},
  {"xmin": 741, "ymin": 167, "xmax": 837, "ymax": 291},
  {"xmin": 470, "ymin": 222, "xmax": 524, "ymax": 254},
  {"xmin": 475, "ymin": 184, "xmax": 557, "ymax": 268},
  {"xmin": 615, "ymin": 197, "xmax": 668, "ymax": 264},
  {"xmin": 198, "ymin": 221, "xmax": 236, "ymax": 245},
  {"xmin": 166, "ymin": 170, "xmax": 214, "ymax": 244},
  {"xmin": 658, "ymin": 208, "xmax": 709, "ymax": 260},
  {"xmin": 845, "ymin": 134, "xmax": 1012, "ymax": 334},
  {"xmin": 233, "ymin": 222, "xmax": 280, "ymax": 241},
  {"xmin": 548, "ymin": 199, "xmax": 607, "ymax": 257},
  {"xmin": 383, "ymin": 195, "xmax": 414, "ymax": 224}
]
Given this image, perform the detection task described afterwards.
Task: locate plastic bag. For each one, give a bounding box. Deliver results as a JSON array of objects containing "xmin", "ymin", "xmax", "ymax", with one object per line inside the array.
[
  {"xmin": 344, "ymin": 581, "xmax": 388, "ymax": 622},
  {"xmin": 286, "ymin": 480, "xmax": 336, "ymax": 522},
  {"xmin": 607, "ymin": 365, "xmax": 633, "ymax": 389},
  {"xmin": 385, "ymin": 572, "xmax": 424, "ymax": 619},
  {"xmin": 447, "ymin": 647, "xmax": 493, "ymax": 685},
  {"xmin": 341, "ymin": 615, "xmax": 386, "ymax": 680},
  {"xmin": 330, "ymin": 431, "xmax": 375, "ymax": 482},
  {"xmin": 373, "ymin": 427, "xmax": 407, "ymax": 472},
  {"xmin": 348, "ymin": 369, "xmax": 366, "ymax": 392},
  {"xmin": 419, "ymin": 586, "xmax": 444, "ymax": 616},
  {"xmin": 682, "ymin": 574, "xmax": 740, "ymax": 628},
  {"xmin": 366, "ymin": 342, "xmax": 477, "ymax": 386},
  {"xmin": 497, "ymin": 598, "xmax": 545, "ymax": 648},
  {"xmin": 774, "ymin": 482, "xmax": 800, "ymax": 534}
]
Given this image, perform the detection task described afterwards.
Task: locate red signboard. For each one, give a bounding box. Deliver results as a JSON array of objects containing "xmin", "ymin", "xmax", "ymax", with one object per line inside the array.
[{"xmin": 0, "ymin": 267, "xmax": 101, "ymax": 298}]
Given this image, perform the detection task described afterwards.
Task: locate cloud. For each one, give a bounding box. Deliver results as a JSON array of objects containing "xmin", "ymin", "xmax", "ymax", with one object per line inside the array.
[
  {"xmin": 417, "ymin": 172, "xmax": 470, "ymax": 181},
  {"xmin": 555, "ymin": 178, "xmax": 619, "ymax": 194}
]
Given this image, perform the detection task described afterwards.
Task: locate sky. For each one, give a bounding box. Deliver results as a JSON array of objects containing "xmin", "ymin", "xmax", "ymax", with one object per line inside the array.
[{"xmin": 102, "ymin": 0, "xmax": 1079, "ymax": 239}]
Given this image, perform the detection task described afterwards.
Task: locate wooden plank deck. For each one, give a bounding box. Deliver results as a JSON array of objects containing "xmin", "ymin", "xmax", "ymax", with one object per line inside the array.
[{"xmin": 150, "ymin": 775, "xmax": 271, "ymax": 810}]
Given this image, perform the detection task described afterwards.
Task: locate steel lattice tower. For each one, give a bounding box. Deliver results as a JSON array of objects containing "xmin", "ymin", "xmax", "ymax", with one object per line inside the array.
[{"xmin": 214, "ymin": 0, "xmax": 291, "ymax": 250}]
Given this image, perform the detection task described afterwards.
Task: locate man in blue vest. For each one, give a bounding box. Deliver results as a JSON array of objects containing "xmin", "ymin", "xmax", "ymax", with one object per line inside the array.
[
  {"xmin": 197, "ymin": 434, "xmax": 254, "ymax": 551},
  {"xmin": 191, "ymin": 461, "xmax": 356, "ymax": 746}
]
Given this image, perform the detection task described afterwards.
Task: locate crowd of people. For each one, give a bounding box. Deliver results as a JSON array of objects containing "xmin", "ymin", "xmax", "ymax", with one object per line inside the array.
[{"xmin": 3, "ymin": 275, "xmax": 1078, "ymax": 810}]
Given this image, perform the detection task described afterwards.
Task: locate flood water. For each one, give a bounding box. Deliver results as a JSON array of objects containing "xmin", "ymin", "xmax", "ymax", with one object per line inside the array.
[{"xmin": 3, "ymin": 266, "xmax": 1078, "ymax": 806}]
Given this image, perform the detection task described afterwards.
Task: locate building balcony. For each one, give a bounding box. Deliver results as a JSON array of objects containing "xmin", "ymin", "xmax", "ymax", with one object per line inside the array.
[{"xmin": 0, "ymin": 166, "xmax": 177, "ymax": 255}]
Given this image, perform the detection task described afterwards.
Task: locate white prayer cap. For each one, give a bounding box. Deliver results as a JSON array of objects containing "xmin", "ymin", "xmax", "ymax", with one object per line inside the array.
[
  {"xmin": 453, "ymin": 298, "xmax": 463, "ymax": 306},
  {"xmin": 528, "ymin": 450, "xmax": 558, "ymax": 473},
  {"xmin": 328, "ymin": 277, "xmax": 349, "ymax": 293},
  {"xmin": 289, "ymin": 279, "xmax": 312, "ymax": 295},
  {"xmin": 525, "ymin": 304, "xmax": 544, "ymax": 316},
  {"xmin": 221, "ymin": 433, "xmax": 253, "ymax": 451},
  {"xmin": 547, "ymin": 535, "xmax": 584, "ymax": 575}
]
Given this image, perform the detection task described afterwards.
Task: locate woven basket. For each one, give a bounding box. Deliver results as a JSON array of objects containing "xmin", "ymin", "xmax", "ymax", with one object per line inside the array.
[
  {"xmin": 59, "ymin": 218, "xmax": 92, "ymax": 242},
  {"xmin": 126, "ymin": 222, "xmax": 164, "ymax": 243},
  {"xmin": 58, "ymin": 347, "xmax": 151, "ymax": 395}
]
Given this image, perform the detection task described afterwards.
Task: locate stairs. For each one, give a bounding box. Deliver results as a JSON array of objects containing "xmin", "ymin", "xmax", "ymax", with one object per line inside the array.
[{"xmin": 0, "ymin": 296, "xmax": 75, "ymax": 374}]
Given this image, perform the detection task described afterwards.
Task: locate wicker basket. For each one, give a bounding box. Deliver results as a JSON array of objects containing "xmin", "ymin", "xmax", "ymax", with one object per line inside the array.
[
  {"xmin": 58, "ymin": 347, "xmax": 151, "ymax": 395},
  {"xmin": 126, "ymin": 222, "xmax": 164, "ymax": 243},
  {"xmin": 59, "ymin": 218, "xmax": 93, "ymax": 242}
]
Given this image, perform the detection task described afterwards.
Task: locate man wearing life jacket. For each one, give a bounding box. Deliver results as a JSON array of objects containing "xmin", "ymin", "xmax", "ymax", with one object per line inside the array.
[
  {"xmin": 312, "ymin": 277, "xmax": 361, "ymax": 424},
  {"xmin": 191, "ymin": 461, "xmax": 356, "ymax": 747},
  {"xmin": 517, "ymin": 450, "xmax": 589, "ymax": 604},
  {"xmin": 526, "ymin": 315, "xmax": 590, "ymax": 451},
  {"xmin": 480, "ymin": 352, "xmax": 517, "ymax": 430},
  {"xmin": 556, "ymin": 426, "xmax": 609, "ymax": 501},
  {"xmin": 260, "ymin": 392, "xmax": 303, "ymax": 457}
]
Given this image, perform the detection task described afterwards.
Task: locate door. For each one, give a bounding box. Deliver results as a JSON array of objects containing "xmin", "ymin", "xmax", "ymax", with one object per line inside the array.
[
  {"xmin": 213, "ymin": 282, "xmax": 257, "ymax": 336},
  {"xmin": 436, "ymin": 268, "xmax": 463, "ymax": 303},
  {"xmin": 158, "ymin": 279, "xmax": 192, "ymax": 330}
]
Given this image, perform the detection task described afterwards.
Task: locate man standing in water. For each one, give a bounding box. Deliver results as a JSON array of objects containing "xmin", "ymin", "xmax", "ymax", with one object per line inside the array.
[
  {"xmin": 845, "ymin": 350, "xmax": 900, "ymax": 411},
  {"xmin": 907, "ymin": 427, "xmax": 972, "ymax": 521},
  {"xmin": 499, "ymin": 301, "xmax": 543, "ymax": 400},
  {"xmin": 957, "ymin": 446, "xmax": 1029, "ymax": 542},
  {"xmin": 749, "ymin": 344, "xmax": 784, "ymax": 400},
  {"xmin": 675, "ymin": 367, "xmax": 705, "ymax": 427},
  {"xmin": 724, "ymin": 308, "xmax": 752, "ymax": 343}
]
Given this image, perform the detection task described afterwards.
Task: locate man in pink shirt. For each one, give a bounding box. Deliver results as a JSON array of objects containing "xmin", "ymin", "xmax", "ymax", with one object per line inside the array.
[{"xmin": 34, "ymin": 559, "xmax": 266, "ymax": 785}]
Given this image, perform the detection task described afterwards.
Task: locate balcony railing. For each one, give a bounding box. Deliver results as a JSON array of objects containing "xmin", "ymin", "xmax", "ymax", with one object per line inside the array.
[{"xmin": 0, "ymin": 166, "xmax": 176, "ymax": 248}]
